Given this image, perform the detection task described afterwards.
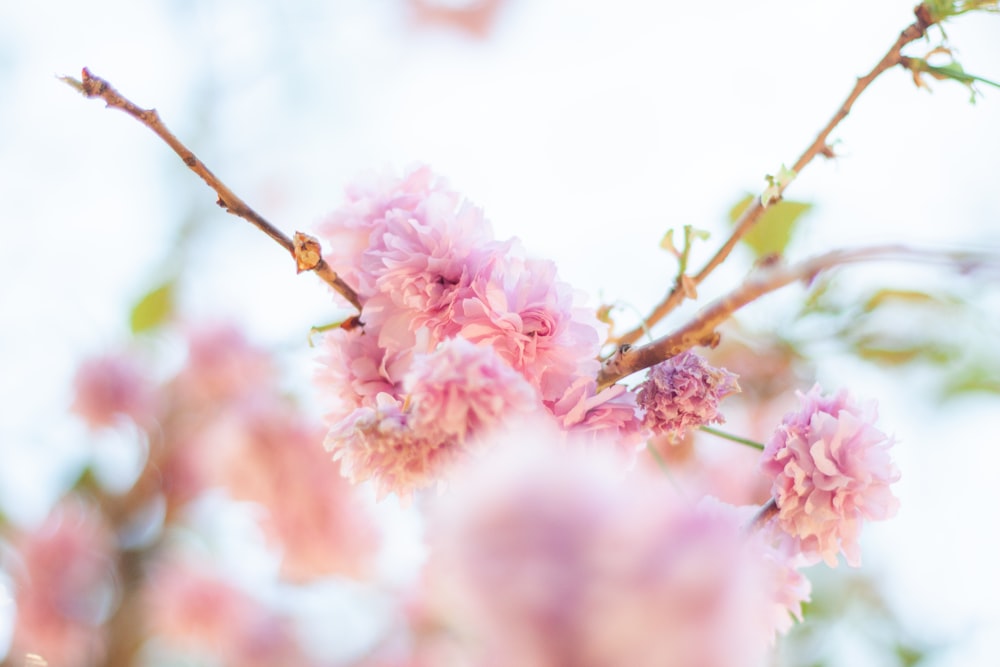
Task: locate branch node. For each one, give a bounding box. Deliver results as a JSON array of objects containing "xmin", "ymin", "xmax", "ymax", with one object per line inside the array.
[{"xmin": 293, "ymin": 232, "xmax": 323, "ymax": 273}]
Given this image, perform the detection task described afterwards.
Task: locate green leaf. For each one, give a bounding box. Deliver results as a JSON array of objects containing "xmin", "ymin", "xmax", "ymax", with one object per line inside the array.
[
  {"xmin": 728, "ymin": 194, "xmax": 813, "ymax": 259},
  {"xmin": 850, "ymin": 335, "xmax": 956, "ymax": 367},
  {"xmin": 861, "ymin": 289, "xmax": 944, "ymax": 313},
  {"xmin": 130, "ymin": 281, "xmax": 175, "ymax": 334},
  {"xmin": 660, "ymin": 228, "xmax": 677, "ymax": 254},
  {"xmin": 941, "ymin": 363, "xmax": 1000, "ymax": 397}
]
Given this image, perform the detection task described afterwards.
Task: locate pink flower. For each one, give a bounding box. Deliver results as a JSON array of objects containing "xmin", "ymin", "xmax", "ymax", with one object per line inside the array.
[
  {"xmin": 71, "ymin": 352, "xmax": 154, "ymax": 429},
  {"xmin": 455, "ymin": 250, "xmax": 605, "ymax": 402},
  {"xmin": 315, "ymin": 327, "xmax": 410, "ymax": 415},
  {"xmin": 760, "ymin": 385, "xmax": 900, "ymax": 566},
  {"xmin": 205, "ymin": 400, "xmax": 381, "ymax": 582},
  {"xmin": 8, "ymin": 499, "xmax": 115, "ymax": 667},
  {"xmin": 325, "ymin": 393, "xmax": 461, "ymax": 499},
  {"xmin": 360, "ymin": 198, "xmax": 498, "ymax": 351},
  {"xmin": 547, "ymin": 378, "xmax": 647, "ymax": 449},
  {"xmin": 316, "ymin": 165, "xmax": 461, "ymax": 301},
  {"xmin": 424, "ymin": 439, "xmax": 780, "ymax": 667},
  {"xmin": 636, "ymin": 351, "xmax": 740, "ymax": 442},
  {"xmin": 405, "ymin": 338, "xmax": 538, "ymax": 444}
]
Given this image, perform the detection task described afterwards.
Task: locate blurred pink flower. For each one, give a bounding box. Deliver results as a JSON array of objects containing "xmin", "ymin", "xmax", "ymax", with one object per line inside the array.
[
  {"xmin": 326, "ymin": 393, "xmax": 462, "ymax": 499},
  {"xmin": 455, "ymin": 251, "xmax": 604, "ymax": 402},
  {"xmin": 315, "ymin": 327, "xmax": 410, "ymax": 415},
  {"xmin": 173, "ymin": 323, "xmax": 275, "ymax": 406},
  {"xmin": 144, "ymin": 558, "xmax": 311, "ymax": 666},
  {"xmin": 760, "ymin": 385, "xmax": 900, "ymax": 566},
  {"xmin": 405, "ymin": 338, "xmax": 538, "ymax": 445},
  {"xmin": 8, "ymin": 499, "xmax": 115, "ymax": 667},
  {"xmin": 696, "ymin": 498, "xmax": 811, "ymax": 643},
  {"xmin": 207, "ymin": 400, "xmax": 381, "ymax": 582},
  {"xmin": 424, "ymin": 440, "xmax": 780, "ymax": 667},
  {"xmin": 71, "ymin": 352, "xmax": 154, "ymax": 429},
  {"xmin": 758, "ymin": 535, "xmax": 812, "ymax": 639},
  {"xmin": 636, "ymin": 351, "xmax": 740, "ymax": 442},
  {"xmin": 408, "ymin": 0, "xmax": 507, "ymax": 38}
]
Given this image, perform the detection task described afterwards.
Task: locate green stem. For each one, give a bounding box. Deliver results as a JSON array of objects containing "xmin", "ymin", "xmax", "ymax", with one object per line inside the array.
[
  {"xmin": 646, "ymin": 442, "xmax": 671, "ymax": 473},
  {"xmin": 698, "ymin": 425, "xmax": 765, "ymax": 451}
]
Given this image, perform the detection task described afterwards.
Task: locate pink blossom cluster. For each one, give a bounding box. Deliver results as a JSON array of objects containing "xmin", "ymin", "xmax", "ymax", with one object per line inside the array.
[
  {"xmin": 760, "ymin": 385, "xmax": 900, "ymax": 566},
  {"xmin": 317, "ymin": 166, "xmax": 645, "ymax": 497},
  {"xmin": 69, "ymin": 323, "xmax": 381, "ymax": 582},
  {"xmin": 636, "ymin": 350, "xmax": 740, "ymax": 442},
  {"xmin": 418, "ymin": 437, "xmax": 808, "ymax": 667}
]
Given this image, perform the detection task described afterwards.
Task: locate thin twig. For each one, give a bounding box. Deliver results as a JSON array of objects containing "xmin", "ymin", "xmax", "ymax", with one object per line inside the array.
[
  {"xmin": 698, "ymin": 425, "xmax": 764, "ymax": 451},
  {"xmin": 61, "ymin": 68, "xmax": 363, "ymax": 312},
  {"xmin": 598, "ymin": 244, "xmax": 995, "ymax": 387},
  {"xmin": 611, "ymin": 5, "xmax": 936, "ymax": 349}
]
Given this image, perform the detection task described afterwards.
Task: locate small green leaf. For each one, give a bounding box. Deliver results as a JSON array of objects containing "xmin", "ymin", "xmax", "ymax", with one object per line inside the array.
[
  {"xmin": 660, "ymin": 228, "xmax": 678, "ymax": 254},
  {"xmin": 895, "ymin": 643, "xmax": 927, "ymax": 667},
  {"xmin": 799, "ymin": 277, "xmax": 839, "ymax": 317},
  {"xmin": 728, "ymin": 194, "xmax": 813, "ymax": 259},
  {"xmin": 925, "ymin": 0, "xmax": 999, "ymax": 21},
  {"xmin": 760, "ymin": 164, "xmax": 796, "ymax": 207},
  {"xmin": 130, "ymin": 281, "xmax": 175, "ymax": 334}
]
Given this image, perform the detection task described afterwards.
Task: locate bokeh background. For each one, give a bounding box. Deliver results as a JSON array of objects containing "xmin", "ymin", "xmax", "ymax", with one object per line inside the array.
[{"xmin": 1, "ymin": 1, "xmax": 999, "ymax": 665}]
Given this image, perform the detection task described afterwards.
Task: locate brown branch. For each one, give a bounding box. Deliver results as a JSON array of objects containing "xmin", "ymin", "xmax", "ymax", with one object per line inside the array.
[
  {"xmin": 611, "ymin": 5, "xmax": 936, "ymax": 349},
  {"xmin": 62, "ymin": 68, "xmax": 363, "ymax": 312},
  {"xmin": 597, "ymin": 244, "xmax": 994, "ymax": 388}
]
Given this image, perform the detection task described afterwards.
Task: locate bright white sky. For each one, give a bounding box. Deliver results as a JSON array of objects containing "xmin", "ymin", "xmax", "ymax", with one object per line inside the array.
[{"xmin": 1, "ymin": 1, "xmax": 999, "ymax": 664}]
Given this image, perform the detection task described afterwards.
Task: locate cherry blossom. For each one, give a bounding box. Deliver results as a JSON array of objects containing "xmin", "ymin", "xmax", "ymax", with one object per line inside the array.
[
  {"xmin": 325, "ymin": 393, "xmax": 459, "ymax": 499},
  {"xmin": 636, "ymin": 350, "xmax": 740, "ymax": 442},
  {"xmin": 760, "ymin": 385, "xmax": 900, "ymax": 566},
  {"xmin": 405, "ymin": 337, "xmax": 538, "ymax": 444}
]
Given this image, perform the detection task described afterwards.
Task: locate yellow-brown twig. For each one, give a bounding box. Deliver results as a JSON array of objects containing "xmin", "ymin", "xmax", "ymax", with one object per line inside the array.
[
  {"xmin": 597, "ymin": 244, "xmax": 994, "ymax": 388},
  {"xmin": 62, "ymin": 67, "xmax": 363, "ymax": 312},
  {"xmin": 611, "ymin": 5, "xmax": 936, "ymax": 349}
]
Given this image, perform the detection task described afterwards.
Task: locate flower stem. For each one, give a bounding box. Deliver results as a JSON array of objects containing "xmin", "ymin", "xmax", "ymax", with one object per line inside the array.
[
  {"xmin": 645, "ymin": 442, "xmax": 672, "ymax": 473},
  {"xmin": 698, "ymin": 425, "xmax": 764, "ymax": 451}
]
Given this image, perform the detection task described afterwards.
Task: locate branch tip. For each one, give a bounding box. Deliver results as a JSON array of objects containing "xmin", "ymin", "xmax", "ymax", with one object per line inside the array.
[{"xmin": 66, "ymin": 67, "xmax": 364, "ymax": 313}]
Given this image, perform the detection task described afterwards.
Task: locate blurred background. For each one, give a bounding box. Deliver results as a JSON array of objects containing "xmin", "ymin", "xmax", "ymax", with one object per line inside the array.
[{"xmin": 1, "ymin": 1, "xmax": 999, "ymax": 665}]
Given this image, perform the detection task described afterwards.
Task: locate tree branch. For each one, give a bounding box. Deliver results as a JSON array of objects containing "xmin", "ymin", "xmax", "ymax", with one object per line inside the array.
[
  {"xmin": 611, "ymin": 5, "xmax": 936, "ymax": 349},
  {"xmin": 597, "ymin": 244, "xmax": 995, "ymax": 388},
  {"xmin": 61, "ymin": 68, "xmax": 363, "ymax": 312}
]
